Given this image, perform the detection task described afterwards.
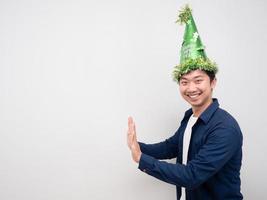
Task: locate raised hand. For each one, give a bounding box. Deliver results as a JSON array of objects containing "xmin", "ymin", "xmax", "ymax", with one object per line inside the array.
[{"xmin": 127, "ymin": 116, "xmax": 141, "ymax": 163}]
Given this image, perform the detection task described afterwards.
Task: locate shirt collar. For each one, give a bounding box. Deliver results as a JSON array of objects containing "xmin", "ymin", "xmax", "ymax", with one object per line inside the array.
[{"xmin": 184, "ymin": 98, "xmax": 220, "ymax": 124}]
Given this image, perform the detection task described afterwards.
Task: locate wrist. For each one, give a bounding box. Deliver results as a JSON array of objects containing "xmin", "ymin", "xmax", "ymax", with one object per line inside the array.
[{"xmin": 136, "ymin": 152, "xmax": 142, "ymax": 163}]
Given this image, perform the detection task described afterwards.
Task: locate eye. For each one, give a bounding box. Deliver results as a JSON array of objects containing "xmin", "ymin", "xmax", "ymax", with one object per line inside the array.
[
  {"xmin": 180, "ymin": 81, "xmax": 188, "ymax": 86},
  {"xmin": 195, "ymin": 79, "xmax": 203, "ymax": 84}
]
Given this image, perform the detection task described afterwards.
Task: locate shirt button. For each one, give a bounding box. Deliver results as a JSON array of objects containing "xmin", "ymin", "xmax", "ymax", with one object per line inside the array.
[{"xmin": 143, "ymin": 169, "xmax": 146, "ymax": 172}]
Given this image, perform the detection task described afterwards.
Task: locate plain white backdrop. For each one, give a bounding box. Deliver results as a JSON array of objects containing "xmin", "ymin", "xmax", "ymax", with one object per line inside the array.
[{"xmin": 0, "ymin": 0, "xmax": 266, "ymax": 199}]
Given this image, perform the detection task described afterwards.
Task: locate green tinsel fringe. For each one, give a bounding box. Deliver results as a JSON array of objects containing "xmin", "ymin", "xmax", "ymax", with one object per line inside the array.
[
  {"xmin": 176, "ymin": 4, "xmax": 192, "ymax": 24},
  {"xmin": 172, "ymin": 57, "xmax": 218, "ymax": 83}
]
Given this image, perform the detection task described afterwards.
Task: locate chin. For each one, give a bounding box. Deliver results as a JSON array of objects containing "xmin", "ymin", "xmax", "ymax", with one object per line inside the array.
[
  {"xmin": 189, "ymin": 101, "xmax": 202, "ymax": 107},
  {"xmin": 186, "ymin": 98, "xmax": 205, "ymax": 108},
  {"xmin": 184, "ymin": 96, "xmax": 200, "ymax": 104}
]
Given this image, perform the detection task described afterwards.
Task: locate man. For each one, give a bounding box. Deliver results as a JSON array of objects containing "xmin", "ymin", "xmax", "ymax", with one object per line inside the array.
[{"xmin": 127, "ymin": 5, "xmax": 243, "ymax": 200}]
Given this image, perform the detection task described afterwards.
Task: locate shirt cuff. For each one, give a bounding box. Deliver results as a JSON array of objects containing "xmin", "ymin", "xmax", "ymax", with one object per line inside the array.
[{"xmin": 138, "ymin": 153, "xmax": 155, "ymax": 173}]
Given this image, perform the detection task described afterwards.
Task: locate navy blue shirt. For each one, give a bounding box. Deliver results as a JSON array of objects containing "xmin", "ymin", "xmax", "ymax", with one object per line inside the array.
[{"xmin": 138, "ymin": 99, "xmax": 243, "ymax": 200}]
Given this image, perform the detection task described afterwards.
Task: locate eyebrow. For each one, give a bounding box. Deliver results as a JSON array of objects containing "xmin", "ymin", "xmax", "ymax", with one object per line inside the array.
[{"xmin": 193, "ymin": 75, "xmax": 204, "ymax": 79}]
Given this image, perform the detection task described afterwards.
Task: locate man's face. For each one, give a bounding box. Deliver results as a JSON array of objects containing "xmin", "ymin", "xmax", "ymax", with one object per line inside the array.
[{"xmin": 179, "ymin": 69, "xmax": 216, "ymax": 109}]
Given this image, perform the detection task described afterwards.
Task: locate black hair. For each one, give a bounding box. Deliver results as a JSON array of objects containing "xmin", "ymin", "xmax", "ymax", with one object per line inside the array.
[{"xmin": 203, "ymin": 70, "xmax": 216, "ymax": 82}]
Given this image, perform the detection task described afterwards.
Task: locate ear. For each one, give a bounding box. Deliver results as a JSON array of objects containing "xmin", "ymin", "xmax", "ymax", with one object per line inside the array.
[{"xmin": 211, "ymin": 78, "xmax": 217, "ymax": 90}]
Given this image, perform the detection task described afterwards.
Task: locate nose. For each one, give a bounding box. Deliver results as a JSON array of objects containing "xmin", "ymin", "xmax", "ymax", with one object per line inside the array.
[{"xmin": 187, "ymin": 82, "xmax": 197, "ymax": 92}]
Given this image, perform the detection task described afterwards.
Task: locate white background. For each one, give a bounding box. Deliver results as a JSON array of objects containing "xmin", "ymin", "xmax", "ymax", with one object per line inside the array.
[{"xmin": 0, "ymin": 0, "xmax": 266, "ymax": 199}]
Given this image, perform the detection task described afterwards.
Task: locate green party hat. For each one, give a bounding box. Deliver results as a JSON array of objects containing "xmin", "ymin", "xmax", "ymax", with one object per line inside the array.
[{"xmin": 172, "ymin": 5, "xmax": 218, "ymax": 83}]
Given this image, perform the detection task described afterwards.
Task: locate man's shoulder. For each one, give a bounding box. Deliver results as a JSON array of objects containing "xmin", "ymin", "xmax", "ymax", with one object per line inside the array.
[
  {"xmin": 213, "ymin": 107, "xmax": 241, "ymax": 131},
  {"xmin": 215, "ymin": 107, "xmax": 236, "ymax": 121}
]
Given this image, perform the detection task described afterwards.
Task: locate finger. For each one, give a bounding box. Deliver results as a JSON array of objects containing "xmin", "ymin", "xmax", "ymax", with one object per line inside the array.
[
  {"xmin": 128, "ymin": 118, "xmax": 135, "ymax": 134},
  {"xmin": 128, "ymin": 116, "xmax": 133, "ymax": 128},
  {"xmin": 128, "ymin": 117, "xmax": 133, "ymax": 132},
  {"xmin": 131, "ymin": 122, "xmax": 137, "ymax": 142},
  {"xmin": 127, "ymin": 130, "xmax": 133, "ymax": 139},
  {"xmin": 128, "ymin": 116, "xmax": 133, "ymax": 123},
  {"xmin": 127, "ymin": 135, "xmax": 132, "ymax": 148},
  {"xmin": 127, "ymin": 131, "xmax": 134, "ymax": 147},
  {"xmin": 127, "ymin": 135, "xmax": 132, "ymax": 149},
  {"xmin": 133, "ymin": 131, "xmax": 137, "ymax": 142},
  {"xmin": 133, "ymin": 122, "xmax": 136, "ymax": 133}
]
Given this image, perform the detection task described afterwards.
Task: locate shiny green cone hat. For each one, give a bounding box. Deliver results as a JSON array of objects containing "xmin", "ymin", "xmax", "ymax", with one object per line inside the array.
[{"xmin": 172, "ymin": 5, "xmax": 218, "ymax": 83}]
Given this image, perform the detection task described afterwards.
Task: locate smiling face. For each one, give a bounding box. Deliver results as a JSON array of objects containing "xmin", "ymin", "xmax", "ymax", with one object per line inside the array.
[{"xmin": 179, "ymin": 69, "xmax": 216, "ymax": 114}]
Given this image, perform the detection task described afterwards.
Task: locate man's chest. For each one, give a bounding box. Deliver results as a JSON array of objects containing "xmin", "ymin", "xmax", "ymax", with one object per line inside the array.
[{"xmin": 178, "ymin": 123, "xmax": 212, "ymax": 162}]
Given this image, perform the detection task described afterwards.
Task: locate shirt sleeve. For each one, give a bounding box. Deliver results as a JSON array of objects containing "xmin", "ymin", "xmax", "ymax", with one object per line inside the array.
[
  {"xmin": 138, "ymin": 127, "xmax": 242, "ymax": 190},
  {"xmin": 138, "ymin": 131, "xmax": 180, "ymax": 160}
]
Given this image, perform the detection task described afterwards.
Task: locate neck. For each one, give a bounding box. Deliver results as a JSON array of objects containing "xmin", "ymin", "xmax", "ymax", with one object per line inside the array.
[{"xmin": 192, "ymin": 98, "xmax": 213, "ymax": 117}]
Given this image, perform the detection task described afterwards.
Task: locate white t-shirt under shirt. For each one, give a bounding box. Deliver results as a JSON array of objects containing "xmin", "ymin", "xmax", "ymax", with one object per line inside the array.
[{"xmin": 180, "ymin": 114, "xmax": 198, "ymax": 200}]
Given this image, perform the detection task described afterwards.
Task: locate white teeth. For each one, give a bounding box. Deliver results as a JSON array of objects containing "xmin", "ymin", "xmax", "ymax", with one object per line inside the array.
[{"xmin": 188, "ymin": 94, "xmax": 199, "ymax": 99}]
